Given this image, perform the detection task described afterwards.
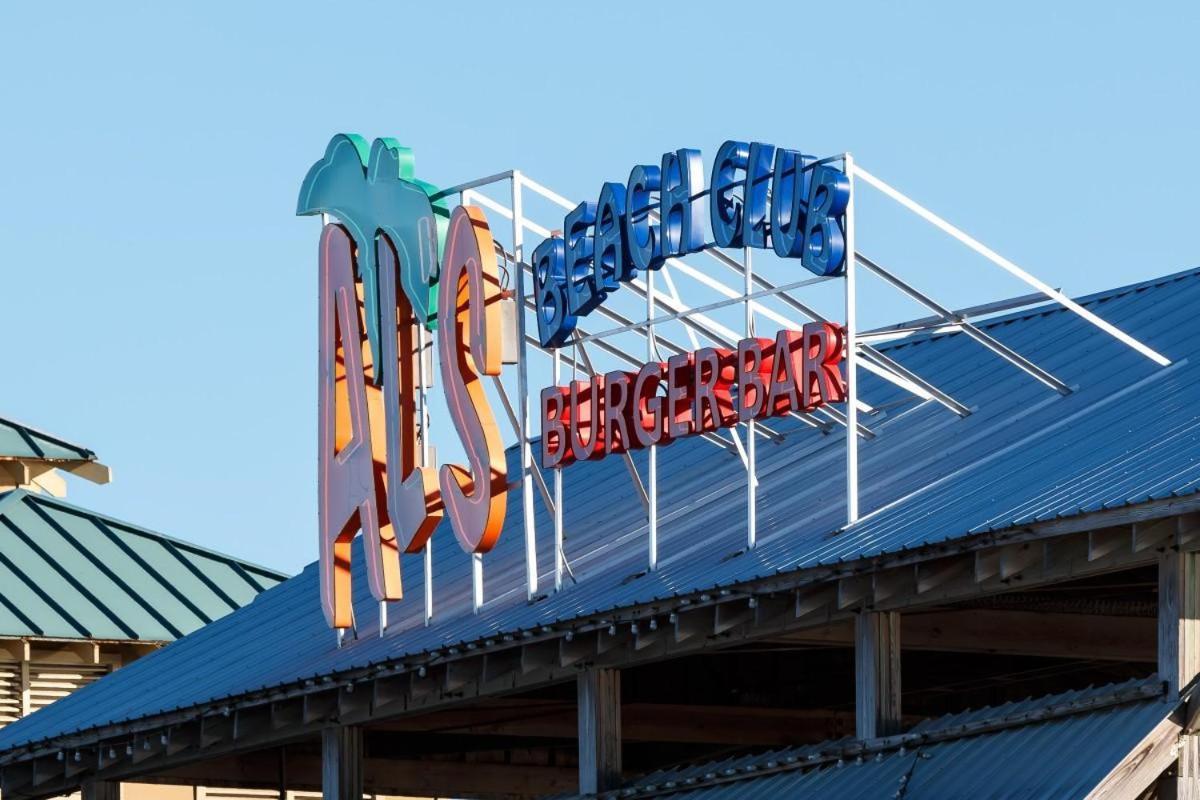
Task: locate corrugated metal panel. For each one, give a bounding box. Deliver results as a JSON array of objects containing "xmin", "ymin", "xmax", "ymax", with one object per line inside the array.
[
  {"xmin": 575, "ymin": 680, "xmax": 1173, "ymax": 800},
  {"xmin": 0, "ymin": 418, "xmax": 94, "ymax": 462},
  {"xmin": 0, "ymin": 489, "xmax": 287, "ymax": 641},
  {"xmin": 3, "ymin": 268, "xmax": 1199, "ymax": 752}
]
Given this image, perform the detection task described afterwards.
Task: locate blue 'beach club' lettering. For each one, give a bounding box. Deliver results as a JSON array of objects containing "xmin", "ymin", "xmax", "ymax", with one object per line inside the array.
[{"xmin": 532, "ymin": 141, "xmax": 851, "ymax": 348}]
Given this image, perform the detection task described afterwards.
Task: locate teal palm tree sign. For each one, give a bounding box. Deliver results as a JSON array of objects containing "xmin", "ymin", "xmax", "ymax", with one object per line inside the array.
[{"xmin": 297, "ymin": 134, "xmax": 448, "ymax": 383}]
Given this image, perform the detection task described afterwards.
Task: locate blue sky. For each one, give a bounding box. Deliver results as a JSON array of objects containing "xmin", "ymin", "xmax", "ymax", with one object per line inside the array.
[{"xmin": 1, "ymin": 1, "xmax": 1196, "ymax": 574}]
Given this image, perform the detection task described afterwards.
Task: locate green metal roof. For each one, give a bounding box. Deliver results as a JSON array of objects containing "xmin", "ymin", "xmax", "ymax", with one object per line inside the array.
[
  {"xmin": 0, "ymin": 418, "xmax": 96, "ymax": 463},
  {"xmin": 0, "ymin": 490, "xmax": 287, "ymax": 642}
]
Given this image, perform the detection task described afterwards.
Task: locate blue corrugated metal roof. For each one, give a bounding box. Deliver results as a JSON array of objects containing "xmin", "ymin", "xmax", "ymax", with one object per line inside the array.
[
  {"xmin": 0, "ymin": 419, "xmax": 95, "ymax": 462},
  {"xmin": 567, "ymin": 679, "xmax": 1172, "ymax": 800},
  {"xmin": 0, "ymin": 489, "xmax": 287, "ymax": 641},
  {"xmin": 2, "ymin": 267, "xmax": 1199, "ymax": 752}
]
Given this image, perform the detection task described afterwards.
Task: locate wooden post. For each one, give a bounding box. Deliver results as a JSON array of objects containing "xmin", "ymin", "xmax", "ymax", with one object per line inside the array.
[
  {"xmin": 855, "ymin": 611, "xmax": 901, "ymax": 739},
  {"xmin": 578, "ymin": 668, "xmax": 622, "ymax": 795},
  {"xmin": 1160, "ymin": 547, "xmax": 1200, "ymax": 699},
  {"xmin": 277, "ymin": 745, "xmax": 288, "ymax": 800},
  {"xmin": 321, "ymin": 725, "xmax": 362, "ymax": 800},
  {"xmin": 1160, "ymin": 546, "xmax": 1200, "ymax": 799},
  {"xmin": 81, "ymin": 781, "xmax": 120, "ymax": 800}
]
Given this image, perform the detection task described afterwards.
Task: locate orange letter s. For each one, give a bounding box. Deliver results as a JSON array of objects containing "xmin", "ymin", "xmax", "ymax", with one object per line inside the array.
[{"xmin": 437, "ymin": 206, "xmax": 508, "ymax": 554}]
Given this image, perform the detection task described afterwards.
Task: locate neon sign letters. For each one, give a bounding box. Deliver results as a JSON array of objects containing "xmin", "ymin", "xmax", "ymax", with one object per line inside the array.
[
  {"xmin": 300, "ymin": 134, "xmax": 852, "ymax": 630},
  {"xmin": 532, "ymin": 142, "xmax": 851, "ymax": 348},
  {"xmin": 300, "ymin": 135, "xmax": 507, "ymax": 629},
  {"xmin": 540, "ymin": 323, "xmax": 846, "ymax": 469}
]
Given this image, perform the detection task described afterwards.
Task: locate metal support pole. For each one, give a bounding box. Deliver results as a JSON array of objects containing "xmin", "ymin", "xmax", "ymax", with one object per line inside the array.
[
  {"xmin": 472, "ymin": 553, "xmax": 484, "ymax": 612},
  {"xmin": 512, "ymin": 172, "xmax": 539, "ymax": 600},
  {"xmin": 844, "ymin": 153, "xmax": 859, "ymax": 527},
  {"xmin": 745, "ymin": 245, "xmax": 757, "ymax": 550},
  {"xmin": 553, "ymin": 349, "xmax": 564, "ymax": 591},
  {"xmin": 417, "ymin": 324, "xmax": 433, "ymax": 626},
  {"xmin": 422, "ymin": 542, "xmax": 434, "ymax": 626},
  {"xmin": 853, "ymin": 164, "xmax": 1170, "ymax": 367},
  {"xmin": 856, "ymin": 253, "xmax": 1069, "ymax": 395},
  {"xmin": 647, "ymin": 267, "xmax": 658, "ymax": 571}
]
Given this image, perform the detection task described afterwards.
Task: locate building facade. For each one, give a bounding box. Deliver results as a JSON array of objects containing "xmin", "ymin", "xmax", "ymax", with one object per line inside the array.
[{"xmin": 2, "ymin": 133, "xmax": 1199, "ymax": 798}]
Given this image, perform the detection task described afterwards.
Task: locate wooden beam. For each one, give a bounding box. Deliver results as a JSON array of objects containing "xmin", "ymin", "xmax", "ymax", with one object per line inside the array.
[
  {"xmin": 577, "ymin": 669, "xmax": 621, "ymax": 795},
  {"xmin": 837, "ymin": 575, "xmax": 870, "ymax": 610},
  {"xmin": 998, "ymin": 542, "xmax": 1040, "ymax": 580},
  {"xmin": 974, "ymin": 549, "xmax": 1000, "ymax": 583},
  {"xmin": 68, "ymin": 461, "xmax": 112, "ymax": 485},
  {"xmin": 1090, "ymin": 528, "xmax": 1129, "ymax": 562},
  {"xmin": 596, "ymin": 626, "xmax": 629, "ymax": 656},
  {"xmin": 1159, "ymin": 548, "xmax": 1200, "ymax": 700},
  {"xmin": 143, "ymin": 752, "xmax": 579, "ymax": 798},
  {"xmin": 795, "ymin": 586, "xmax": 835, "ymax": 620},
  {"xmin": 1165, "ymin": 735, "xmax": 1200, "ymax": 800},
  {"xmin": 80, "ymin": 781, "xmax": 119, "ymax": 800},
  {"xmin": 915, "ymin": 557, "xmax": 971, "ymax": 594},
  {"xmin": 443, "ymin": 659, "xmax": 482, "ymax": 694},
  {"xmin": 1159, "ymin": 549, "xmax": 1200, "ymax": 798},
  {"xmin": 631, "ymin": 621, "xmax": 663, "ymax": 652},
  {"xmin": 1135, "ymin": 519, "xmax": 1176, "ymax": 553},
  {"xmin": 560, "ymin": 633, "xmax": 594, "ymax": 668},
  {"xmin": 378, "ymin": 700, "xmax": 860, "ymax": 745},
  {"xmin": 872, "ymin": 570, "xmax": 911, "ymax": 606},
  {"xmin": 778, "ymin": 609, "xmax": 1155, "ymax": 662},
  {"xmin": 713, "ymin": 603, "xmax": 753, "ymax": 635},
  {"xmin": 321, "ymin": 726, "xmax": 362, "ymax": 800},
  {"xmin": 672, "ymin": 610, "xmax": 708, "ymax": 644},
  {"xmin": 855, "ymin": 611, "xmax": 900, "ymax": 739},
  {"xmin": 482, "ymin": 649, "xmax": 521, "ymax": 684},
  {"xmin": 1088, "ymin": 709, "xmax": 1185, "ymax": 799},
  {"xmin": 38, "ymin": 753, "xmax": 70, "ymax": 786},
  {"xmin": 1182, "ymin": 514, "xmax": 1200, "ymax": 549},
  {"xmin": 199, "ymin": 714, "xmax": 231, "ymax": 748}
]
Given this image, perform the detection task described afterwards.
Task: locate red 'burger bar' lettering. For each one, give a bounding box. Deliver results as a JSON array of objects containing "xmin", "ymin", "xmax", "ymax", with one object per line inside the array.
[{"xmin": 540, "ymin": 322, "xmax": 847, "ymax": 469}]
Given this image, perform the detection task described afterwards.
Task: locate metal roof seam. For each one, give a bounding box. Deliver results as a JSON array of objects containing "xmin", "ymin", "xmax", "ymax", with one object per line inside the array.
[
  {"xmin": 21, "ymin": 497, "xmax": 185, "ymax": 640},
  {"xmin": 26, "ymin": 494, "xmax": 287, "ymax": 581}
]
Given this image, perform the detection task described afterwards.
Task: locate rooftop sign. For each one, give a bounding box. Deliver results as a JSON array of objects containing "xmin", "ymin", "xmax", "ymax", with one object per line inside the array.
[
  {"xmin": 298, "ymin": 134, "xmax": 1169, "ymax": 637},
  {"xmin": 531, "ymin": 144, "xmax": 850, "ymax": 347},
  {"xmin": 298, "ymin": 135, "xmax": 852, "ymax": 631}
]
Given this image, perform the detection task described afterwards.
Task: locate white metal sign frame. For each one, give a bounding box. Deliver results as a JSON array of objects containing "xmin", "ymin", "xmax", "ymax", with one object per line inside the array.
[{"xmin": 321, "ymin": 152, "xmax": 1171, "ymax": 632}]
